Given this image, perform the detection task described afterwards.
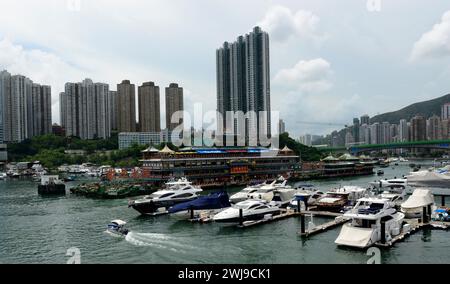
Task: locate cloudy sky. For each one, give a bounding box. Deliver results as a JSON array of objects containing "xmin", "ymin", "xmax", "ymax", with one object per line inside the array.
[{"xmin": 1, "ymin": 0, "xmax": 450, "ymax": 137}]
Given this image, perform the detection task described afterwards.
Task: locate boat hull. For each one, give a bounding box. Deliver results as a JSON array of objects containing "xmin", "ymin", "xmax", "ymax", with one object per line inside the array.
[
  {"xmin": 214, "ymin": 209, "xmax": 281, "ymax": 224},
  {"xmin": 38, "ymin": 184, "xmax": 66, "ymax": 195},
  {"xmin": 130, "ymin": 197, "xmax": 198, "ymax": 215}
]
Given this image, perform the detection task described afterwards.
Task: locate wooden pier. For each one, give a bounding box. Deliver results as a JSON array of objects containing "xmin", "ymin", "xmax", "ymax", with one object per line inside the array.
[
  {"xmin": 299, "ymin": 216, "xmax": 349, "ymax": 237},
  {"xmin": 375, "ymin": 219, "xmax": 450, "ymax": 248},
  {"xmin": 237, "ymin": 209, "xmax": 299, "ymax": 228}
]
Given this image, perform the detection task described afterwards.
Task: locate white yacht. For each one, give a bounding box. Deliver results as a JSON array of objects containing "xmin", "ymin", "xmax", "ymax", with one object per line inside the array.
[
  {"xmin": 334, "ymin": 186, "xmax": 369, "ymax": 205},
  {"xmin": 128, "ymin": 185, "xmax": 203, "ymax": 215},
  {"xmin": 213, "ymin": 200, "xmax": 281, "ymax": 223},
  {"xmin": 270, "ymin": 187, "xmax": 298, "ymax": 207},
  {"xmin": 229, "ymin": 185, "xmax": 263, "ymax": 204},
  {"xmin": 380, "ymin": 188, "xmax": 407, "ymax": 206},
  {"xmin": 335, "ymin": 197, "xmax": 405, "ymax": 248},
  {"xmin": 288, "ymin": 189, "xmax": 325, "ymax": 209},
  {"xmin": 401, "ymin": 189, "xmax": 435, "ymax": 218},
  {"xmin": 370, "ymin": 178, "xmax": 408, "ymax": 189},
  {"xmin": 246, "ymin": 176, "xmax": 291, "ymax": 202},
  {"xmin": 230, "ymin": 177, "xmax": 289, "ymax": 203}
]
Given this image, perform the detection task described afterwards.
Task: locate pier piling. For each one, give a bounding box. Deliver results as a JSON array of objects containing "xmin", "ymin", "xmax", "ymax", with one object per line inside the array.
[
  {"xmin": 423, "ymin": 207, "xmax": 428, "ymax": 223},
  {"xmin": 300, "ymin": 214, "xmax": 306, "ymax": 235},
  {"xmin": 381, "ymin": 221, "xmax": 386, "ymax": 244},
  {"xmin": 442, "ymin": 196, "xmax": 446, "ymax": 207},
  {"xmin": 239, "ymin": 208, "xmax": 243, "ymax": 226}
]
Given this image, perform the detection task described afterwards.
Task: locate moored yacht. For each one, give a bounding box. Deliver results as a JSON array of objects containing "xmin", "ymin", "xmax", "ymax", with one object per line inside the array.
[
  {"xmin": 229, "ymin": 184, "xmax": 267, "ymax": 204},
  {"xmin": 169, "ymin": 191, "xmax": 231, "ymax": 220},
  {"xmin": 128, "ymin": 185, "xmax": 203, "ymax": 215},
  {"xmin": 401, "ymin": 189, "xmax": 435, "ymax": 218},
  {"xmin": 369, "ymin": 178, "xmax": 408, "ymax": 189},
  {"xmin": 213, "ymin": 200, "xmax": 281, "ymax": 223},
  {"xmin": 335, "ymin": 197, "xmax": 405, "ymax": 248},
  {"xmin": 288, "ymin": 189, "xmax": 325, "ymax": 210}
]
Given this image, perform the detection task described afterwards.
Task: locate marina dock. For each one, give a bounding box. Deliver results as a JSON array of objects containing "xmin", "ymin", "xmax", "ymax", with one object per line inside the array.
[
  {"xmin": 375, "ymin": 219, "xmax": 450, "ymax": 248},
  {"xmin": 299, "ymin": 216, "xmax": 349, "ymax": 237},
  {"xmin": 237, "ymin": 209, "xmax": 299, "ymax": 228}
]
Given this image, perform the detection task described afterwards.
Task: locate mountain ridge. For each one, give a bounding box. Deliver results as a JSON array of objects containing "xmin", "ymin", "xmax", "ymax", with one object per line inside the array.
[{"xmin": 370, "ymin": 93, "xmax": 450, "ymax": 124}]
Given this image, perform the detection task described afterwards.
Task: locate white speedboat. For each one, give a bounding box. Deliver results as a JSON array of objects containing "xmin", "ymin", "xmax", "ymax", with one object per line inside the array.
[
  {"xmin": 213, "ymin": 200, "xmax": 281, "ymax": 223},
  {"xmin": 0, "ymin": 172, "xmax": 7, "ymax": 180},
  {"xmin": 106, "ymin": 220, "xmax": 129, "ymax": 237},
  {"xmin": 335, "ymin": 197, "xmax": 405, "ymax": 248},
  {"xmin": 369, "ymin": 178, "xmax": 408, "ymax": 189},
  {"xmin": 401, "ymin": 189, "xmax": 435, "ymax": 218},
  {"xmin": 128, "ymin": 185, "xmax": 203, "ymax": 215}
]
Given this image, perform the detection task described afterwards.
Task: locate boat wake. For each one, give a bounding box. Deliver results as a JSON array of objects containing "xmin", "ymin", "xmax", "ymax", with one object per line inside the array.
[{"xmin": 125, "ymin": 232, "xmax": 196, "ymax": 253}]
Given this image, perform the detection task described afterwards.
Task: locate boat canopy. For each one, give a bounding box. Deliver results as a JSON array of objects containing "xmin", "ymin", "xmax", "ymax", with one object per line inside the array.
[
  {"xmin": 111, "ymin": 220, "xmax": 127, "ymax": 226},
  {"xmin": 168, "ymin": 192, "xmax": 231, "ymax": 214},
  {"xmin": 406, "ymin": 171, "xmax": 450, "ymax": 188},
  {"xmin": 401, "ymin": 189, "xmax": 434, "ymax": 210},
  {"xmin": 335, "ymin": 224, "xmax": 374, "ymax": 248}
]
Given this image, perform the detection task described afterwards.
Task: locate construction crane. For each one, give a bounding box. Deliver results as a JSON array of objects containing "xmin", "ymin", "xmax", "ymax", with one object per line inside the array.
[{"xmin": 294, "ymin": 120, "xmax": 348, "ymax": 128}]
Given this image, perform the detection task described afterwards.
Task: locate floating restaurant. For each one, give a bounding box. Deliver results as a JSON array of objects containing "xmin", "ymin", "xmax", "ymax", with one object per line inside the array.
[{"xmin": 139, "ymin": 145, "xmax": 301, "ymax": 188}]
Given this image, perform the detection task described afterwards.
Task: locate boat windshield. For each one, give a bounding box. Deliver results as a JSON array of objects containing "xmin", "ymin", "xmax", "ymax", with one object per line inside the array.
[{"xmin": 356, "ymin": 202, "xmax": 385, "ymax": 214}]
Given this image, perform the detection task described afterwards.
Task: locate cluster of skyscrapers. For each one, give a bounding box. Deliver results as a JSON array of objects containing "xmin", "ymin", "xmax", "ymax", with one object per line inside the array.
[
  {"xmin": 60, "ymin": 80, "xmax": 184, "ymax": 140},
  {"xmin": 328, "ymin": 104, "xmax": 450, "ymax": 147},
  {"xmin": 1, "ymin": 26, "xmax": 272, "ymax": 149},
  {"xmin": 216, "ymin": 26, "xmax": 271, "ymax": 145},
  {"xmin": 0, "ymin": 70, "xmax": 52, "ymax": 143}
]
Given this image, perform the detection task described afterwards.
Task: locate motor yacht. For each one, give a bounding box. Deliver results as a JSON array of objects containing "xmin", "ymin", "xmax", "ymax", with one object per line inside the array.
[
  {"xmin": 128, "ymin": 185, "xmax": 203, "ymax": 215},
  {"xmin": 229, "ymin": 184, "xmax": 267, "ymax": 204},
  {"xmin": 288, "ymin": 189, "xmax": 325, "ymax": 210},
  {"xmin": 335, "ymin": 197, "xmax": 405, "ymax": 248},
  {"xmin": 401, "ymin": 188, "xmax": 435, "ymax": 218},
  {"xmin": 213, "ymin": 200, "xmax": 281, "ymax": 223},
  {"xmin": 369, "ymin": 178, "xmax": 408, "ymax": 189}
]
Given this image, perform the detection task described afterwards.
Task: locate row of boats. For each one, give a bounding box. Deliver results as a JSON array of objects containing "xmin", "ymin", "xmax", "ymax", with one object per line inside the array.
[
  {"xmin": 110, "ymin": 176, "xmax": 449, "ymax": 250},
  {"xmin": 127, "ymin": 177, "xmax": 377, "ymax": 222}
]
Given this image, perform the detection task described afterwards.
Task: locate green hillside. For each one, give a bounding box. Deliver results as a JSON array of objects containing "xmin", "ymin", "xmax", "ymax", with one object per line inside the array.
[{"xmin": 370, "ymin": 94, "xmax": 450, "ymax": 124}]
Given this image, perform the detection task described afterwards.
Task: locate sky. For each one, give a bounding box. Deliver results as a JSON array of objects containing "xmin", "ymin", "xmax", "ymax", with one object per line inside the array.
[{"xmin": 1, "ymin": 0, "xmax": 450, "ymax": 137}]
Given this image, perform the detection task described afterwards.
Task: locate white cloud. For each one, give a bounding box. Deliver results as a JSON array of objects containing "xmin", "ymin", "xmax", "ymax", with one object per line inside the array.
[
  {"xmin": 273, "ymin": 58, "xmax": 333, "ymax": 93},
  {"xmin": 258, "ymin": 5, "xmax": 324, "ymax": 42},
  {"xmin": 0, "ymin": 38, "xmax": 84, "ymax": 123},
  {"xmin": 410, "ymin": 11, "xmax": 450, "ymax": 61}
]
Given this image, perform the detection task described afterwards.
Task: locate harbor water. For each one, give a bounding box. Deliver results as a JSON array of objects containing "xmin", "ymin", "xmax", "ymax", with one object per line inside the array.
[{"xmin": 1, "ymin": 163, "xmax": 449, "ymax": 264}]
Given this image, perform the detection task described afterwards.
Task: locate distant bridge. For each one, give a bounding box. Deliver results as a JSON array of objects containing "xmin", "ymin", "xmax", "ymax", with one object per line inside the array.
[{"xmin": 318, "ymin": 140, "xmax": 450, "ymax": 154}]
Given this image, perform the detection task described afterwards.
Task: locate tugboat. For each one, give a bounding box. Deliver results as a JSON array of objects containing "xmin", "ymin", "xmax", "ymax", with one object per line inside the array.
[{"xmin": 38, "ymin": 176, "xmax": 66, "ymax": 195}]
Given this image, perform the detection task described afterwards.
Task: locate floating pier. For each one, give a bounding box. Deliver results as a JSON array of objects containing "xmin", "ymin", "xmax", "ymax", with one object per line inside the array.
[
  {"xmin": 299, "ymin": 216, "xmax": 349, "ymax": 237},
  {"xmin": 237, "ymin": 209, "xmax": 299, "ymax": 228},
  {"xmin": 375, "ymin": 219, "xmax": 450, "ymax": 248}
]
